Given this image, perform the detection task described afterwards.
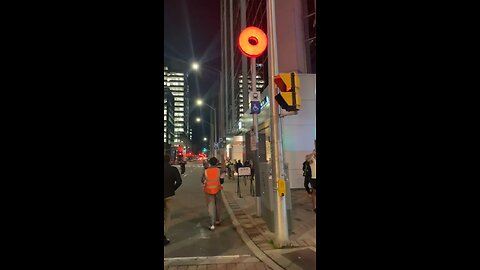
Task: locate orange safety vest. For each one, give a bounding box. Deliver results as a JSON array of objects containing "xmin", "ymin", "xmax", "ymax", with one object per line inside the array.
[{"xmin": 203, "ymin": 168, "xmax": 222, "ymax": 194}]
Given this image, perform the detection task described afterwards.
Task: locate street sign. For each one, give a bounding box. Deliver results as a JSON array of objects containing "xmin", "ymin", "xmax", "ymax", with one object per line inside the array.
[
  {"xmin": 251, "ymin": 101, "xmax": 261, "ymax": 114},
  {"xmin": 238, "ymin": 167, "xmax": 251, "ymax": 176},
  {"xmin": 249, "ymin": 91, "xmax": 260, "ymax": 102},
  {"xmin": 214, "ymin": 143, "xmax": 219, "ymax": 150}
]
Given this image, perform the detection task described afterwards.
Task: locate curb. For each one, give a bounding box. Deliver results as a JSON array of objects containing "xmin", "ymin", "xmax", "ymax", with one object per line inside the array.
[{"xmin": 220, "ymin": 190, "xmax": 284, "ymax": 270}]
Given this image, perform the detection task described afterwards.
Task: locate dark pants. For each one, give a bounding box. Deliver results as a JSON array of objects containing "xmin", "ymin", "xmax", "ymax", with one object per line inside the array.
[
  {"xmin": 310, "ymin": 178, "xmax": 316, "ymax": 190},
  {"xmin": 304, "ymin": 177, "xmax": 312, "ymax": 193}
]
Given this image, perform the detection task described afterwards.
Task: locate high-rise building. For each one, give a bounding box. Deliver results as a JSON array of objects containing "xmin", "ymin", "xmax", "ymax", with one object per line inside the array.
[
  {"xmin": 164, "ymin": 66, "xmax": 191, "ymax": 147},
  {"xmin": 164, "ymin": 86, "xmax": 175, "ymax": 156}
]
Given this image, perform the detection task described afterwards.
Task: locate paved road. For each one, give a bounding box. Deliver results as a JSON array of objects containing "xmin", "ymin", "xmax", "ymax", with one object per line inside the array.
[{"xmin": 164, "ymin": 161, "xmax": 254, "ymax": 259}]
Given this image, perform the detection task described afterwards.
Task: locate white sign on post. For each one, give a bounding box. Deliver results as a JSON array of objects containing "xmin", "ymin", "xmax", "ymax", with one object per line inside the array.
[
  {"xmin": 238, "ymin": 167, "xmax": 251, "ymax": 176},
  {"xmin": 250, "ymin": 131, "xmax": 256, "ymax": 151},
  {"xmin": 249, "ymin": 91, "xmax": 260, "ymax": 102}
]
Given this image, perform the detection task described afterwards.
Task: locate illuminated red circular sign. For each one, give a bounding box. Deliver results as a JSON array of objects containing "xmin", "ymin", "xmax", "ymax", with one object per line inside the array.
[{"xmin": 238, "ymin": 26, "xmax": 268, "ymax": 58}]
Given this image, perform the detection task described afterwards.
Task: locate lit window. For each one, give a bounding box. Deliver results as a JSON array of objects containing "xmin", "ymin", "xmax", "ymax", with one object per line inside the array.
[{"xmin": 174, "ymin": 97, "xmax": 184, "ymax": 101}]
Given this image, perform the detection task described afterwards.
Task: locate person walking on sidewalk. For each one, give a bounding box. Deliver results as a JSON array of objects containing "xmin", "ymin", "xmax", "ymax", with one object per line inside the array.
[
  {"xmin": 306, "ymin": 150, "xmax": 317, "ymax": 213},
  {"xmin": 303, "ymin": 155, "xmax": 314, "ymax": 211},
  {"xmin": 164, "ymin": 154, "xmax": 183, "ymax": 246},
  {"xmin": 234, "ymin": 160, "xmax": 243, "ymax": 175},
  {"xmin": 201, "ymin": 157, "xmax": 224, "ymax": 231},
  {"xmin": 179, "ymin": 158, "xmax": 186, "ymax": 174}
]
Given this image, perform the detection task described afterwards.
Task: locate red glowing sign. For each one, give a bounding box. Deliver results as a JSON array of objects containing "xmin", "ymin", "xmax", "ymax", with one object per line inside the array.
[{"xmin": 238, "ymin": 26, "xmax": 268, "ymax": 58}]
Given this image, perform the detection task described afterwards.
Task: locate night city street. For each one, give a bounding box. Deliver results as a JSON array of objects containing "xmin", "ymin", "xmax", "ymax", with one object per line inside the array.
[
  {"xmin": 164, "ymin": 161, "xmax": 270, "ymax": 268},
  {"xmin": 164, "ymin": 0, "xmax": 317, "ymax": 268}
]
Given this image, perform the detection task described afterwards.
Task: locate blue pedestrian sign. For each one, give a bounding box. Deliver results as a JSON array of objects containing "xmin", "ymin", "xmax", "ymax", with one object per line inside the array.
[{"xmin": 251, "ymin": 101, "xmax": 261, "ymax": 114}]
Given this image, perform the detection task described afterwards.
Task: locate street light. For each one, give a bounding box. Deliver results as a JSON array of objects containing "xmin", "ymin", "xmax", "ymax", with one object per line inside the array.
[
  {"xmin": 196, "ymin": 99, "xmax": 217, "ymax": 158},
  {"xmin": 195, "ymin": 117, "xmax": 215, "ymax": 158},
  {"xmin": 192, "ymin": 62, "xmax": 200, "ymax": 71}
]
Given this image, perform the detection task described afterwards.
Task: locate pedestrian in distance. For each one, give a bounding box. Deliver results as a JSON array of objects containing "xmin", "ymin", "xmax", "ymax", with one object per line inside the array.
[
  {"xmin": 226, "ymin": 159, "xmax": 233, "ymax": 179},
  {"xmin": 306, "ymin": 150, "xmax": 317, "ymax": 213},
  {"xmin": 203, "ymin": 158, "xmax": 209, "ymax": 169},
  {"xmin": 235, "ymin": 160, "xmax": 243, "ymax": 175},
  {"xmin": 164, "ymin": 154, "xmax": 183, "ymax": 246},
  {"xmin": 302, "ymin": 155, "xmax": 314, "ymax": 211},
  {"xmin": 180, "ymin": 158, "xmax": 186, "ymax": 174},
  {"xmin": 201, "ymin": 157, "xmax": 224, "ymax": 231}
]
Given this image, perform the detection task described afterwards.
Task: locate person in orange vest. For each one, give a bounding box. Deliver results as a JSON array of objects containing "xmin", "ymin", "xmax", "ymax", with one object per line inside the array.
[{"xmin": 201, "ymin": 157, "xmax": 224, "ymax": 231}]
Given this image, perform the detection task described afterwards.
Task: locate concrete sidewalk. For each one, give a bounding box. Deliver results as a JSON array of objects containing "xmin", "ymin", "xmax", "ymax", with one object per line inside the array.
[{"xmin": 220, "ymin": 176, "xmax": 317, "ymax": 270}]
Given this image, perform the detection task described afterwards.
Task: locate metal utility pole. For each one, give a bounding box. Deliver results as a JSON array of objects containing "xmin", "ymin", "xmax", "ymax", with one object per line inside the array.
[
  {"xmin": 267, "ymin": 0, "xmax": 289, "ymax": 247},
  {"xmin": 251, "ymin": 58, "xmax": 262, "ymax": 217}
]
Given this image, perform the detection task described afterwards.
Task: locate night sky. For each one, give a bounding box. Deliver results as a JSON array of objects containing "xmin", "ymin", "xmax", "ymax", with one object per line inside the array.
[{"xmin": 164, "ymin": 0, "xmax": 221, "ymax": 153}]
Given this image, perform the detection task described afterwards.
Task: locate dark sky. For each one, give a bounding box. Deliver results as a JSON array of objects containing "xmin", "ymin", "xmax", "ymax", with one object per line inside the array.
[{"xmin": 164, "ymin": 0, "xmax": 221, "ymax": 153}]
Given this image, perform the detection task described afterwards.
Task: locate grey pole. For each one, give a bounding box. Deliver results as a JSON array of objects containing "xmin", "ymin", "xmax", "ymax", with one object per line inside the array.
[
  {"xmin": 214, "ymin": 107, "xmax": 217, "ymax": 158},
  {"xmin": 267, "ymin": 0, "xmax": 289, "ymax": 247},
  {"xmin": 210, "ymin": 112, "xmax": 214, "ymax": 158},
  {"xmin": 251, "ymin": 57, "xmax": 262, "ymax": 217}
]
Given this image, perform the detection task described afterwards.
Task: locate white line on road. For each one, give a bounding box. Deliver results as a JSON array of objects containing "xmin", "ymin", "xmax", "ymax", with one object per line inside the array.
[
  {"xmin": 164, "ymin": 255, "xmax": 259, "ymax": 266},
  {"xmin": 165, "ymin": 255, "xmax": 253, "ymax": 260}
]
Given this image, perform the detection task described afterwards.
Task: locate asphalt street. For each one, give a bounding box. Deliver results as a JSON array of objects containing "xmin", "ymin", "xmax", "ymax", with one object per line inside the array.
[{"xmin": 164, "ymin": 160, "xmax": 254, "ymax": 258}]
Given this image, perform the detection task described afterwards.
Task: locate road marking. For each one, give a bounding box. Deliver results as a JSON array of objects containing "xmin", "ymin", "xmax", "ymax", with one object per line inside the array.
[{"xmin": 164, "ymin": 255, "xmax": 259, "ymax": 266}]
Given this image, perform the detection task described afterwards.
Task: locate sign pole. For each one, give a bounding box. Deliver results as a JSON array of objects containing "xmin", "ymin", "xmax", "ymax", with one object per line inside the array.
[
  {"xmin": 251, "ymin": 57, "xmax": 262, "ymax": 217},
  {"xmin": 267, "ymin": 0, "xmax": 289, "ymax": 247}
]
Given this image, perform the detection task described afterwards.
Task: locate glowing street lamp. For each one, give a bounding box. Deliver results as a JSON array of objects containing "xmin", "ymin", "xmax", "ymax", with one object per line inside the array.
[
  {"xmin": 192, "ymin": 62, "xmax": 200, "ymax": 71},
  {"xmin": 203, "ymin": 137, "xmax": 207, "ymax": 141}
]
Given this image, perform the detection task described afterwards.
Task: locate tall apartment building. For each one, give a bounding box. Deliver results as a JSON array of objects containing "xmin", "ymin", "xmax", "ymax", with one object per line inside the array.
[
  {"xmin": 164, "ymin": 87, "xmax": 175, "ymax": 156},
  {"xmin": 164, "ymin": 66, "xmax": 190, "ymax": 147}
]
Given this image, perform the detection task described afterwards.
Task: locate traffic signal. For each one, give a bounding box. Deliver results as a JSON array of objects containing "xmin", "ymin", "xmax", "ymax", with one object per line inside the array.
[
  {"xmin": 274, "ymin": 72, "xmax": 301, "ymax": 111},
  {"xmin": 202, "ymin": 148, "xmax": 207, "ymax": 153}
]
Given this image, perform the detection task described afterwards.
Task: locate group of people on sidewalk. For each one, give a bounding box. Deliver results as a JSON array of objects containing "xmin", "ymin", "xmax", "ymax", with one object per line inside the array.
[
  {"xmin": 164, "ymin": 155, "xmax": 225, "ymax": 246},
  {"xmin": 164, "ymin": 150, "xmax": 317, "ymax": 246}
]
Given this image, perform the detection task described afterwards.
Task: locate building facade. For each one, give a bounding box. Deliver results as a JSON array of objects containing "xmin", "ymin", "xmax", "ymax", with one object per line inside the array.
[
  {"xmin": 220, "ymin": 0, "xmax": 316, "ymax": 186},
  {"xmin": 164, "ymin": 66, "xmax": 191, "ymax": 149},
  {"xmin": 164, "ymin": 86, "xmax": 175, "ymax": 156}
]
